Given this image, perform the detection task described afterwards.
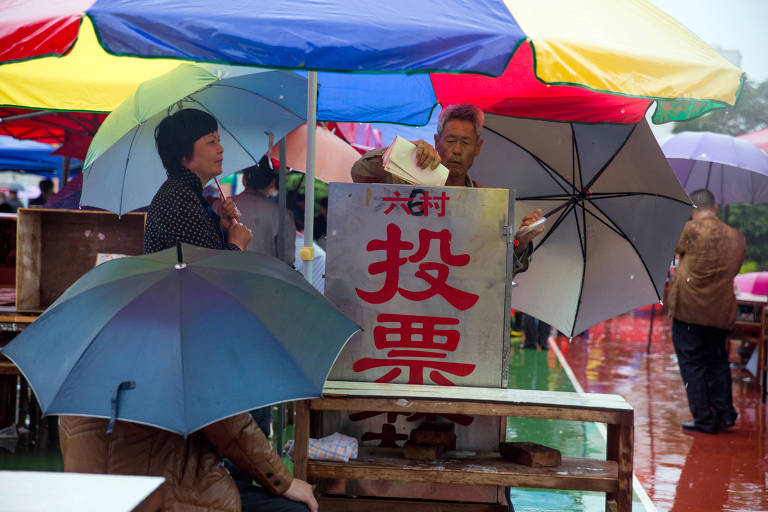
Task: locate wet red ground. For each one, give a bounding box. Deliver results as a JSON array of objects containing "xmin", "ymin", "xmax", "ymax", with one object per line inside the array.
[{"xmin": 558, "ymin": 306, "xmax": 768, "ymax": 512}]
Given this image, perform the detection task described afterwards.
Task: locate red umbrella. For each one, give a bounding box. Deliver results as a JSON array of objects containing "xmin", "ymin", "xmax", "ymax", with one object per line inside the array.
[
  {"xmin": 0, "ymin": 107, "xmax": 106, "ymax": 160},
  {"xmin": 738, "ymin": 128, "xmax": 768, "ymax": 155}
]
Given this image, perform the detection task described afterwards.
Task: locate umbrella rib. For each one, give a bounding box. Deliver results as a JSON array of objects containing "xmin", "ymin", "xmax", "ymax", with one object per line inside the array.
[
  {"xmin": 118, "ymin": 126, "xmax": 142, "ymax": 215},
  {"xmin": 18, "ymin": 117, "xmax": 92, "ymax": 136},
  {"xmin": 484, "ymin": 126, "xmax": 572, "ymax": 196},
  {"xmin": 517, "ymin": 193, "xmax": 582, "ymax": 201},
  {"xmin": 534, "ymin": 201, "xmax": 574, "ymax": 251},
  {"xmin": 586, "ymin": 191, "xmax": 693, "ymax": 207},
  {"xmin": 585, "ymin": 199, "xmax": 662, "ymax": 302},
  {"xmin": 581, "ymin": 202, "xmax": 626, "ymax": 239},
  {"xmin": 570, "ymin": 199, "xmax": 589, "ymax": 338},
  {"xmin": 582, "ymin": 124, "xmax": 637, "ymax": 193},
  {"xmin": 58, "ymin": 112, "xmax": 98, "ymax": 135},
  {"xmin": 185, "ymin": 97, "xmax": 260, "ymax": 163},
  {"xmin": 208, "ymin": 83, "xmax": 306, "ymax": 119},
  {"xmin": 177, "ymin": 272, "xmax": 187, "ymax": 435},
  {"xmin": 571, "ymin": 124, "xmax": 579, "ymax": 194}
]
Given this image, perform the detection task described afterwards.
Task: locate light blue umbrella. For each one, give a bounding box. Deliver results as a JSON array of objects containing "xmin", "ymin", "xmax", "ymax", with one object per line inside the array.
[
  {"xmin": 81, "ymin": 63, "xmax": 307, "ymax": 214},
  {"xmin": 1, "ymin": 243, "xmax": 360, "ymax": 435}
]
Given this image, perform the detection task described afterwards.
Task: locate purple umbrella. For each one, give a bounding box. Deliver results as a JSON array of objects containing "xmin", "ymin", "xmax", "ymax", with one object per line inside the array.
[{"xmin": 661, "ymin": 131, "xmax": 768, "ymax": 205}]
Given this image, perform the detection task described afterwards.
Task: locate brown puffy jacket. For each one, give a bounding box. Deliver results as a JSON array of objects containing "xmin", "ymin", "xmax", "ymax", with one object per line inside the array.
[{"xmin": 59, "ymin": 413, "xmax": 292, "ymax": 512}]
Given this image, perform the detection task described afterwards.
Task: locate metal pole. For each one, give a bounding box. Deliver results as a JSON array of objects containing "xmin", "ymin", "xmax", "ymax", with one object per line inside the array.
[
  {"xmin": 61, "ymin": 156, "xmax": 71, "ymax": 185},
  {"xmin": 278, "ymin": 138, "xmax": 287, "ymax": 264},
  {"xmin": 275, "ymin": 138, "xmax": 288, "ymax": 451},
  {"xmin": 0, "ymin": 110, "xmax": 53, "ymax": 123},
  {"xmin": 646, "ymin": 304, "xmax": 655, "ymax": 354},
  {"xmin": 302, "ymin": 72, "xmax": 317, "ymax": 283}
]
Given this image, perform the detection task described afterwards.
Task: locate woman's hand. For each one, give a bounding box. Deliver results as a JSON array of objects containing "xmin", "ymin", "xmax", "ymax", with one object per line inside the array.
[
  {"xmin": 283, "ymin": 478, "xmax": 318, "ymax": 512},
  {"xmin": 218, "ymin": 198, "xmax": 242, "ymax": 231},
  {"xmin": 227, "ymin": 222, "xmax": 253, "ymax": 250}
]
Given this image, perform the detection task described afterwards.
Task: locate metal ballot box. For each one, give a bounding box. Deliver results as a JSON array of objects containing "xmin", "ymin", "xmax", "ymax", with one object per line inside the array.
[{"xmin": 323, "ymin": 183, "xmax": 516, "ymax": 505}]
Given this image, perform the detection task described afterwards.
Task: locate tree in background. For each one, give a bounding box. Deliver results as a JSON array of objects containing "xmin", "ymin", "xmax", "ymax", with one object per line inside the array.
[
  {"xmin": 672, "ymin": 79, "xmax": 768, "ymax": 136},
  {"xmin": 672, "ymin": 78, "xmax": 768, "ymax": 269}
]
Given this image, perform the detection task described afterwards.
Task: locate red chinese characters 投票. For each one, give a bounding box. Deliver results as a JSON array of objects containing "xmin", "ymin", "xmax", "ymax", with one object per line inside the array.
[{"xmin": 325, "ymin": 184, "xmax": 512, "ymax": 453}]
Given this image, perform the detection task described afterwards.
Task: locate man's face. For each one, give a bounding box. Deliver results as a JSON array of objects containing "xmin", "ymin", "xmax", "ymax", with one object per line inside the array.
[{"xmin": 434, "ymin": 119, "xmax": 483, "ymax": 178}]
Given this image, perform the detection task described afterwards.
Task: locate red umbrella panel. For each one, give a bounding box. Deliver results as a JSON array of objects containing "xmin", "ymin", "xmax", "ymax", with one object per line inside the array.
[{"xmin": 0, "ymin": 107, "xmax": 105, "ymax": 160}]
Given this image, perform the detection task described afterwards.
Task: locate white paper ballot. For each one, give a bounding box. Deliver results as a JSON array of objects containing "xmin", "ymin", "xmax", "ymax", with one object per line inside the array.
[{"xmin": 382, "ymin": 136, "xmax": 449, "ymax": 186}]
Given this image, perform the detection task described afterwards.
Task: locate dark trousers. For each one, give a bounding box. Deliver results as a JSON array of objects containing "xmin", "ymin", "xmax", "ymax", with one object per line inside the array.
[
  {"xmin": 237, "ymin": 481, "xmax": 309, "ymax": 512},
  {"xmin": 672, "ymin": 319, "xmax": 737, "ymax": 430},
  {"xmin": 522, "ymin": 313, "xmax": 550, "ymax": 349}
]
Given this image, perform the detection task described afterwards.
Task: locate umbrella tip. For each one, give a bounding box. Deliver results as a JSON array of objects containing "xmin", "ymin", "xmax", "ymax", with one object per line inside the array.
[{"xmin": 175, "ymin": 239, "xmax": 187, "ymax": 269}]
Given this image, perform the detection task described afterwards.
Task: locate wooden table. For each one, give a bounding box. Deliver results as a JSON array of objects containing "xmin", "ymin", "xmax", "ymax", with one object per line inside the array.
[
  {"xmin": 0, "ymin": 471, "xmax": 164, "ymax": 511},
  {"xmin": 733, "ymin": 292, "xmax": 767, "ymax": 402},
  {"xmin": 295, "ymin": 381, "xmax": 634, "ymax": 512},
  {"xmin": 0, "ymin": 311, "xmax": 43, "ymax": 445}
]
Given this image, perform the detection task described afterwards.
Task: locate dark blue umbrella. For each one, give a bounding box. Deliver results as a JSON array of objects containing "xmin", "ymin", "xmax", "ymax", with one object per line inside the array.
[
  {"xmin": 1, "ymin": 243, "xmax": 359, "ymax": 436},
  {"xmin": 0, "ymin": 135, "xmax": 63, "ymax": 174}
]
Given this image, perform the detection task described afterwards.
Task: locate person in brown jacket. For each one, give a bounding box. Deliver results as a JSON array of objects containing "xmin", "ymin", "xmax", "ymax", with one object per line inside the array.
[
  {"xmin": 59, "ymin": 109, "xmax": 317, "ymax": 512},
  {"xmin": 666, "ymin": 189, "xmax": 746, "ymax": 434}
]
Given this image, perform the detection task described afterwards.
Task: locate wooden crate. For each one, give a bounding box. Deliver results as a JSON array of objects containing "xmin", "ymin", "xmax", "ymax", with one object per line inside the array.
[
  {"xmin": 15, "ymin": 208, "xmax": 146, "ymax": 311},
  {"xmin": 0, "ymin": 213, "xmax": 17, "ymax": 289}
]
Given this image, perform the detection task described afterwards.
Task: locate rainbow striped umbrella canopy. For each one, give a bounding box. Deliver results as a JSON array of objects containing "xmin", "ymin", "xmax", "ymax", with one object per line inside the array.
[{"xmin": 0, "ymin": 0, "xmax": 744, "ymax": 125}]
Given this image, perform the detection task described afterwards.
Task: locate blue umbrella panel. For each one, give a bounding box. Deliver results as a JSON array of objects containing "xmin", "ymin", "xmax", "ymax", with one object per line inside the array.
[{"xmin": 1, "ymin": 244, "xmax": 359, "ymax": 436}]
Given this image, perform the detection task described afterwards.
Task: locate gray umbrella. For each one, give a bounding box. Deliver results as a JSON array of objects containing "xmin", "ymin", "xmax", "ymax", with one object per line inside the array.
[{"xmin": 471, "ymin": 115, "xmax": 692, "ymax": 337}]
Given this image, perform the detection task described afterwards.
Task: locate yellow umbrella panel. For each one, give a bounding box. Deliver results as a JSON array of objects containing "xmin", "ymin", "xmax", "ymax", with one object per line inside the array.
[{"xmin": 0, "ymin": 17, "xmax": 186, "ymax": 113}]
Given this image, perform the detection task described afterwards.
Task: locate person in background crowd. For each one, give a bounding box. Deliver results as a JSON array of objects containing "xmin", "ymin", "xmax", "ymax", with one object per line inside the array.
[
  {"xmin": 666, "ymin": 189, "xmax": 745, "ymax": 435},
  {"xmin": 0, "ymin": 192, "xmax": 12, "ymax": 213},
  {"xmin": 29, "ymin": 179, "xmax": 54, "ymax": 207},
  {"xmin": 5, "ymin": 190, "xmax": 22, "ymax": 212},
  {"xmin": 216, "ymin": 155, "xmax": 296, "ymax": 267},
  {"xmin": 521, "ymin": 313, "xmax": 551, "ymax": 350}
]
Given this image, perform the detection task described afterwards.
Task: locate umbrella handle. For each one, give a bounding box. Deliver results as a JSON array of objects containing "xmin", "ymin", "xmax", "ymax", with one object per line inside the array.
[
  {"xmin": 107, "ymin": 380, "xmax": 136, "ymax": 434},
  {"xmin": 214, "ymin": 177, "xmax": 239, "ymax": 225}
]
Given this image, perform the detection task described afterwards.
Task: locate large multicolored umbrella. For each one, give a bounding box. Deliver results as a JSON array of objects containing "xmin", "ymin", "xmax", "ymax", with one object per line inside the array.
[{"xmin": 0, "ymin": 0, "xmax": 744, "ymax": 126}]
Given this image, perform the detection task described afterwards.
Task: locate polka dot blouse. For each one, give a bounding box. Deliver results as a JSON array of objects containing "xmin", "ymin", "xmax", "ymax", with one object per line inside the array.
[{"xmin": 143, "ymin": 168, "xmax": 240, "ymax": 254}]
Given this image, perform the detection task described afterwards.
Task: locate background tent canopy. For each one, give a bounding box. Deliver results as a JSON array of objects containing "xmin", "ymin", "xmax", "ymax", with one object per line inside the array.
[{"xmin": 0, "ymin": 135, "xmax": 66, "ymax": 173}]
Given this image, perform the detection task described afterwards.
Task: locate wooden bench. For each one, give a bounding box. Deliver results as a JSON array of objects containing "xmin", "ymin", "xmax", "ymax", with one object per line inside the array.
[{"xmin": 294, "ymin": 381, "xmax": 633, "ymax": 512}]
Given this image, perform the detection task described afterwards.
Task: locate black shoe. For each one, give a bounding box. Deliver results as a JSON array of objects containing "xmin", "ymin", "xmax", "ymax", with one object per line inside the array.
[
  {"xmin": 681, "ymin": 421, "xmax": 718, "ymax": 434},
  {"xmin": 717, "ymin": 412, "xmax": 738, "ymax": 429},
  {"xmin": 520, "ymin": 343, "xmax": 537, "ymax": 349}
]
